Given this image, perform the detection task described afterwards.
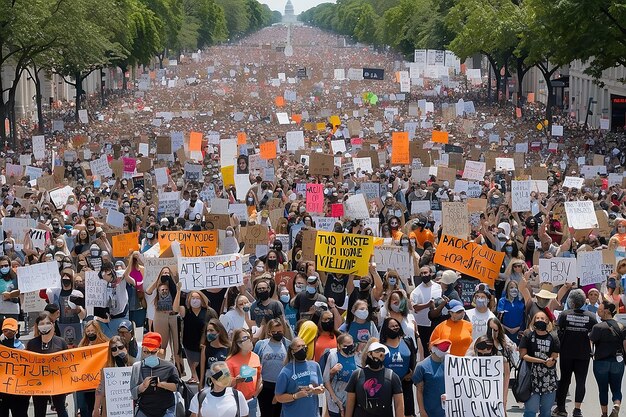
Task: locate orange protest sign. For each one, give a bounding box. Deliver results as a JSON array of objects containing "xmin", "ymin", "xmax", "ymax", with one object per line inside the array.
[
  {"xmin": 316, "ymin": 123, "xmax": 326, "ymax": 130},
  {"xmin": 515, "ymin": 107, "xmax": 522, "ymax": 118},
  {"xmin": 237, "ymin": 132, "xmax": 247, "ymax": 145},
  {"xmin": 189, "ymin": 132, "xmax": 202, "ymax": 151},
  {"xmin": 391, "ymin": 132, "xmax": 410, "ymax": 164},
  {"xmin": 112, "ymin": 232, "xmax": 139, "ymax": 258},
  {"xmin": 0, "ymin": 343, "xmax": 108, "ymax": 396},
  {"xmin": 221, "ymin": 165, "xmax": 234, "ymax": 187},
  {"xmin": 260, "ymin": 141, "xmax": 277, "ymax": 160},
  {"xmin": 433, "ymin": 234, "xmax": 505, "ymax": 288},
  {"xmin": 159, "ymin": 230, "xmax": 218, "ymax": 257},
  {"xmin": 432, "ymin": 130, "xmax": 449, "ymax": 144},
  {"xmin": 275, "ymin": 96, "xmax": 285, "ymax": 107},
  {"xmin": 291, "ymin": 114, "xmax": 302, "ymax": 124}
]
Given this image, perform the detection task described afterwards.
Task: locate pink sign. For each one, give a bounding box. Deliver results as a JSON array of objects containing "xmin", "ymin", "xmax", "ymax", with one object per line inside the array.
[
  {"xmin": 331, "ymin": 203, "xmax": 344, "ymax": 218},
  {"xmin": 123, "ymin": 157, "xmax": 137, "ymax": 173},
  {"xmin": 305, "ymin": 183, "xmax": 324, "ymax": 214}
]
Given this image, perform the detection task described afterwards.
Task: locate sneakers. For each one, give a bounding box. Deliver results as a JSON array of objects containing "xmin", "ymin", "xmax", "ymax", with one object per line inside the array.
[
  {"xmin": 572, "ymin": 408, "xmax": 582, "ymax": 417},
  {"xmin": 552, "ymin": 408, "xmax": 567, "ymax": 417},
  {"xmin": 609, "ymin": 405, "xmax": 620, "ymax": 417}
]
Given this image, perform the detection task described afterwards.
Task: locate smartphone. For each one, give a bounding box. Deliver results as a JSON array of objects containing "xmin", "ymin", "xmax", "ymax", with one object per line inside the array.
[{"xmin": 150, "ymin": 376, "xmax": 159, "ymax": 386}]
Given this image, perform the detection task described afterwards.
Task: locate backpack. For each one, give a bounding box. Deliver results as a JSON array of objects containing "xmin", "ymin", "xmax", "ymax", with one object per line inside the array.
[
  {"xmin": 354, "ymin": 367, "xmax": 395, "ymax": 413},
  {"xmin": 511, "ymin": 360, "xmax": 532, "ymax": 402},
  {"xmin": 196, "ymin": 387, "xmax": 241, "ymax": 417}
]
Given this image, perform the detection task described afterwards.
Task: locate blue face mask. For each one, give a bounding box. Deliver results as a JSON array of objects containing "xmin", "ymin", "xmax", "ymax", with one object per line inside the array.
[
  {"xmin": 280, "ymin": 294, "xmax": 290, "ymax": 303},
  {"xmin": 504, "ymin": 246, "xmax": 513, "ymax": 254},
  {"xmin": 0, "ymin": 267, "xmax": 9, "ymax": 275},
  {"xmin": 306, "ymin": 286, "xmax": 316, "ymax": 295},
  {"xmin": 388, "ymin": 278, "xmax": 397, "ymax": 286},
  {"xmin": 206, "ymin": 333, "xmax": 217, "ymax": 342},
  {"xmin": 144, "ymin": 355, "xmax": 159, "ymax": 368}
]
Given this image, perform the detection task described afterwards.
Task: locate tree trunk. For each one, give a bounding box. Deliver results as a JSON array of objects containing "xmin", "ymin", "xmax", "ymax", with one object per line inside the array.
[
  {"xmin": 31, "ymin": 68, "xmax": 45, "ymax": 134},
  {"xmin": 120, "ymin": 65, "xmax": 128, "ymax": 90},
  {"xmin": 8, "ymin": 87, "xmax": 17, "ymax": 150},
  {"xmin": 100, "ymin": 68, "xmax": 105, "ymax": 107},
  {"xmin": 75, "ymin": 71, "xmax": 83, "ymax": 124}
]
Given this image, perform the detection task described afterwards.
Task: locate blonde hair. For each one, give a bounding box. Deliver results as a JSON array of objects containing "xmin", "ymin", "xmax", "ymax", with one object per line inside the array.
[
  {"xmin": 529, "ymin": 311, "xmax": 554, "ymax": 333},
  {"xmin": 79, "ymin": 320, "xmax": 109, "ymax": 347}
]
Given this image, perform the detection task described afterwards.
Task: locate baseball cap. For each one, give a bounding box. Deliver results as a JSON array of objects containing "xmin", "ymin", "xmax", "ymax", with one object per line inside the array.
[
  {"xmin": 447, "ymin": 299, "xmax": 465, "ymax": 313},
  {"xmin": 440, "ymin": 270, "xmax": 459, "ymax": 285},
  {"xmin": 142, "ymin": 332, "xmax": 162, "ymax": 350},
  {"xmin": 430, "ymin": 338, "xmax": 452, "ymax": 352},
  {"xmin": 2, "ymin": 318, "xmax": 18, "ymax": 332},
  {"xmin": 367, "ymin": 341, "xmax": 390, "ymax": 355},
  {"xmin": 307, "ymin": 276, "xmax": 318, "ymax": 284},
  {"xmin": 118, "ymin": 320, "xmax": 133, "ymax": 331}
]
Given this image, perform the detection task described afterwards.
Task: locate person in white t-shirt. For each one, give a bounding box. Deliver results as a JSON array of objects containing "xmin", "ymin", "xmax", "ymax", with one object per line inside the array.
[
  {"xmin": 190, "ymin": 361, "xmax": 249, "ymax": 417},
  {"xmin": 465, "ymin": 284, "xmax": 496, "ymax": 341},
  {"xmin": 410, "ymin": 266, "xmax": 442, "ymax": 353}
]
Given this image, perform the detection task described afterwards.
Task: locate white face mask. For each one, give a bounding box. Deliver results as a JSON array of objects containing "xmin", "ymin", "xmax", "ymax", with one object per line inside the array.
[
  {"xmin": 116, "ymin": 270, "xmax": 124, "ymax": 278},
  {"xmin": 431, "ymin": 346, "xmax": 448, "ymax": 359},
  {"xmin": 354, "ymin": 309, "xmax": 369, "ymax": 320},
  {"xmin": 190, "ymin": 298, "xmax": 202, "ymax": 309}
]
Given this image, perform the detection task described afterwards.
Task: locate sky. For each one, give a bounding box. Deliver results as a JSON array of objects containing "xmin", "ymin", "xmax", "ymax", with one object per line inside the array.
[{"xmin": 261, "ymin": 0, "xmax": 336, "ymax": 15}]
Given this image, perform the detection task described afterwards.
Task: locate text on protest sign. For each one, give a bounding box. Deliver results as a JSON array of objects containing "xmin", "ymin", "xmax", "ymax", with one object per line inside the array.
[
  {"xmin": 178, "ymin": 254, "xmax": 243, "ymax": 291},
  {"xmin": 538, "ymin": 257, "xmax": 577, "ymax": 285},
  {"xmin": 0, "ymin": 343, "xmax": 108, "ymax": 395},
  {"xmin": 17, "ymin": 261, "xmax": 61, "ymax": 293},
  {"xmin": 442, "ymin": 202, "xmax": 470, "ymax": 239},
  {"xmin": 112, "ymin": 232, "xmax": 140, "ymax": 258},
  {"xmin": 433, "ymin": 235, "xmax": 505, "ymax": 288},
  {"xmin": 373, "ymin": 246, "xmax": 414, "ymax": 279},
  {"xmin": 564, "ymin": 201, "xmax": 598, "ymax": 230},
  {"xmin": 314, "ymin": 231, "xmax": 374, "ymax": 277},
  {"xmin": 305, "ymin": 183, "xmax": 324, "ymax": 214},
  {"xmin": 142, "ymin": 257, "xmax": 178, "ymax": 290},
  {"xmin": 158, "ymin": 230, "xmax": 217, "ymax": 257},
  {"xmin": 510, "ymin": 180, "xmax": 531, "ymax": 213},
  {"xmin": 444, "ymin": 355, "xmax": 504, "ymax": 417},
  {"xmin": 85, "ymin": 271, "xmax": 108, "ymax": 308},
  {"xmin": 104, "ymin": 367, "xmax": 133, "ymax": 417},
  {"xmin": 576, "ymin": 250, "xmax": 607, "ymax": 286}
]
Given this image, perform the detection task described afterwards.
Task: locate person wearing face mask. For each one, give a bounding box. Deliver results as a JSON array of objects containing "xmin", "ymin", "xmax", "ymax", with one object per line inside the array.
[
  {"xmin": 122, "ymin": 253, "xmax": 147, "ymax": 329},
  {"xmin": 190, "ymin": 361, "xmax": 249, "ymax": 417},
  {"xmin": 222, "ymin": 226, "xmax": 240, "ymax": 255},
  {"xmin": 339, "ymin": 300, "xmax": 379, "ymax": 352},
  {"xmin": 88, "ymin": 243, "xmax": 103, "ymax": 271},
  {"xmin": 253, "ymin": 319, "xmax": 291, "ymax": 417},
  {"xmin": 180, "ymin": 190, "xmax": 206, "ymax": 222},
  {"xmin": 250, "ymin": 278, "xmax": 284, "ymax": 327},
  {"xmin": 465, "ymin": 285, "xmax": 496, "ymax": 341},
  {"xmin": 220, "ymin": 294, "xmax": 254, "ymax": 337},
  {"xmin": 27, "ymin": 312, "xmax": 69, "ymax": 417},
  {"xmin": 469, "ymin": 335, "xmax": 510, "ymax": 410},
  {"xmin": 410, "ymin": 266, "xmax": 442, "ymax": 354},
  {"xmin": 199, "ymin": 319, "xmax": 231, "ymax": 389},
  {"xmin": 382, "ymin": 290, "xmax": 419, "ymax": 348},
  {"xmin": 0, "ymin": 255, "xmax": 20, "ymax": 321},
  {"xmin": 0, "ymin": 318, "xmax": 29, "ymax": 417},
  {"xmin": 43, "ymin": 269, "xmax": 86, "ymax": 345},
  {"xmin": 497, "ymin": 280, "xmax": 525, "ymax": 343},
  {"xmin": 117, "ymin": 320, "xmax": 139, "ymax": 362},
  {"xmin": 275, "ymin": 337, "xmax": 325, "ymax": 417},
  {"xmin": 93, "ymin": 336, "xmax": 131, "ymax": 417},
  {"xmin": 292, "ymin": 276, "xmax": 328, "ymax": 321},
  {"xmin": 518, "ymin": 311, "xmax": 560, "ymax": 417},
  {"xmin": 381, "ymin": 318, "xmax": 417, "ymax": 417},
  {"xmin": 130, "ymin": 332, "xmax": 180, "ymax": 417},
  {"xmin": 413, "ymin": 339, "xmax": 451, "ymax": 417},
  {"xmin": 175, "ymin": 291, "xmax": 218, "ymax": 384},
  {"xmin": 519, "ymin": 269, "xmax": 569, "ymax": 323},
  {"xmin": 323, "ymin": 334, "xmax": 358, "ymax": 417},
  {"xmin": 345, "ymin": 339, "xmax": 403, "ymax": 417},
  {"xmin": 94, "ymin": 262, "xmax": 132, "ymax": 338},
  {"xmin": 264, "ymin": 249, "xmax": 283, "ymax": 273},
  {"xmin": 77, "ymin": 321, "xmax": 109, "ymax": 417},
  {"xmin": 226, "ymin": 329, "xmax": 262, "ymax": 417},
  {"xmin": 140, "ymin": 225, "xmax": 159, "ymax": 253},
  {"xmin": 278, "ymin": 285, "xmax": 298, "ymax": 335},
  {"xmin": 429, "ymin": 300, "xmax": 473, "ymax": 356},
  {"xmin": 387, "ymin": 216, "xmax": 404, "ymax": 242}
]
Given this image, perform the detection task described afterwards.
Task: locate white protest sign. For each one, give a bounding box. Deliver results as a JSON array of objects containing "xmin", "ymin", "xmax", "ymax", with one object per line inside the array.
[
  {"xmin": 286, "ymin": 131, "xmax": 305, "ymax": 151},
  {"xmin": 311, "ymin": 217, "xmax": 336, "ymax": 232},
  {"xmin": 374, "ymin": 246, "xmax": 414, "ymax": 279},
  {"xmin": 577, "ymin": 251, "xmax": 606, "ymax": 286},
  {"xmin": 564, "ymin": 201, "xmax": 598, "ymax": 229},
  {"xmin": 32, "ymin": 135, "xmax": 45, "ymax": 160},
  {"xmin": 331, "ymin": 140, "xmax": 347, "ymax": 154},
  {"xmin": 25, "ymin": 166, "xmax": 43, "ymax": 180},
  {"xmin": 142, "ymin": 257, "xmax": 178, "ymax": 290},
  {"xmin": 154, "ymin": 167, "xmax": 169, "ymax": 187},
  {"xmin": 104, "ymin": 367, "xmax": 133, "ymax": 417},
  {"xmin": 178, "ymin": 254, "xmax": 243, "ymax": 291},
  {"xmin": 539, "ymin": 257, "xmax": 577, "ymax": 286},
  {"xmin": 352, "ymin": 157, "xmax": 373, "ymax": 173},
  {"xmin": 90, "ymin": 155, "xmax": 112, "ymax": 177},
  {"xmin": 85, "ymin": 270, "xmax": 108, "ymax": 308},
  {"xmin": 78, "ymin": 109, "xmax": 88, "ymax": 124},
  {"xmin": 343, "ymin": 194, "xmax": 370, "ymax": 220},
  {"xmin": 510, "ymin": 180, "xmax": 531, "ymax": 213},
  {"xmin": 29, "ymin": 228, "xmax": 48, "ymax": 250},
  {"xmin": 2, "ymin": 217, "xmax": 36, "ymax": 244},
  {"xmin": 462, "ymin": 161, "xmax": 486, "ymax": 181},
  {"xmin": 220, "ymin": 138, "xmax": 237, "ymax": 166},
  {"xmin": 22, "ymin": 291, "xmax": 48, "ymax": 313},
  {"xmin": 551, "ymin": 125, "xmax": 564, "ymax": 136},
  {"xmin": 562, "ymin": 176, "xmax": 584, "ymax": 189},
  {"xmin": 49, "ymin": 186, "xmax": 74, "ymax": 209},
  {"xmin": 444, "ymin": 355, "xmax": 504, "ymax": 417},
  {"xmin": 106, "ymin": 209, "xmax": 125, "ymax": 228},
  {"xmin": 17, "ymin": 261, "xmax": 61, "ymax": 292},
  {"xmin": 495, "ymin": 157, "xmax": 515, "ymax": 171}
]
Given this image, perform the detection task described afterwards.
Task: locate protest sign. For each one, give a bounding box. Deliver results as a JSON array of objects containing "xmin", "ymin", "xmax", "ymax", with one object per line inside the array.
[
  {"xmin": 434, "ymin": 235, "xmax": 504, "ymax": 287},
  {"xmin": 22, "ymin": 290, "xmax": 48, "ymax": 313},
  {"xmin": 158, "ymin": 231, "xmax": 218, "ymax": 257},
  {"xmin": 510, "ymin": 180, "xmax": 531, "ymax": 212},
  {"xmin": 539, "ymin": 257, "xmax": 577, "ymax": 285},
  {"xmin": 85, "ymin": 270, "xmax": 108, "ymax": 308},
  {"xmin": 241, "ymin": 225, "xmax": 269, "ymax": 254},
  {"xmin": 104, "ymin": 367, "xmax": 133, "ymax": 417},
  {"xmin": 178, "ymin": 253, "xmax": 243, "ymax": 291},
  {"xmin": 442, "ymin": 202, "xmax": 470, "ymax": 239},
  {"xmin": 562, "ymin": 176, "xmax": 584, "ymax": 189},
  {"xmin": 311, "ymin": 217, "xmax": 336, "ymax": 231},
  {"xmin": 112, "ymin": 232, "xmax": 140, "ymax": 258},
  {"xmin": 391, "ymin": 132, "xmax": 409, "ymax": 164},
  {"xmin": 314, "ymin": 231, "xmax": 374, "ymax": 276},
  {"xmin": 495, "ymin": 157, "xmax": 515, "ymax": 171},
  {"xmin": 2, "ymin": 217, "xmax": 36, "ymax": 244},
  {"xmin": 309, "ymin": 153, "xmax": 335, "ymax": 176},
  {"xmin": 374, "ymin": 246, "xmax": 414, "ymax": 279},
  {"xmin": 286, "ymin": 131, "xmax": 305, "ymax": 151},
  {"xmin": 564, "ymin": 201, "xmax": 598, "ymax": 229},
  {"xmin": 106, "ymin": 209, "xmax": 125, "ymax": 228},
  {"xmin": 0, "ymin": 343, "xmax": 108, "ymax": 396},
  {"xmin": 305, "ymin": 183, "xmax": 324, "ymax": 213},
  {"xmin": 260, "ymin": 141, "xmax": 277, "ymax": 159},
  {"xmin": 343, "ymin": 194, "xmax": 370, "ymax": 220},
  {"xmin": 49, "ymin": 186, "xmax": 75, "ymax": 209},
  {"xmin": 444, "ymin": 355, "xmax": 504, "ymax": 417},
  {"xmin": 32, "ymin": 135, "xmax": 45, "ymax": 160},
  {"xmin": 577, "ymin": 250, "xmax": 606, "ymax": 286},
  {"xmin": 17, "ymin": 261, "xmax": 61, "ymax": 293},
  {"xmin": 142, "ymin": 257, "xmax": 178, "ymax": 290},
  {"xmin": 432, "ymin": 130, "xmax": 449, "ymax": 144}
]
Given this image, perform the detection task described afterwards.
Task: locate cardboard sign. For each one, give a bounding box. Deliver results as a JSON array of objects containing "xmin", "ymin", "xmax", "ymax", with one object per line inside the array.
[
  {"xmin": 309, "ymin": 153, "xmax": 334, "ymax": 176},
  {"xmin": 241, "ymin": 225, "xmax": 269, "ymax": 255},
  {"xmin": 577, "ymin": 250, "xmax": 608, "ymax": 286},
  {"xmin": 178, "ymin": 253, "xmax": 243, "ymax": 291},
  {"xmin": 112, "ymin": 232, "xmax": 140, "ymax": 258},
  {"xmin": 442, "ymin": 202, "xmax": 470, "ymax": 239},
  {"xmin": 434, "ymin": 235, "xmax": 505, "ymax": 287},
  {"xmin": 0, "ymin": 343, "xmax": 108, "ymax": 396},
  {"xmin": 314, "ymin": 231, "xmax": 374, "ymax": 276},
  {"xmin": 158, "ymin": 231, "xmax": 218, "ymax": 257},
  {"xmin": 539, "ymin": 257, "xmax": 577, "ymax": 285}
]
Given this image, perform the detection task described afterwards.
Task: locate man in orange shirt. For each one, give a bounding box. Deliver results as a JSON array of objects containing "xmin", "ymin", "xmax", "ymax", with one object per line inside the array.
[
  {"xmin": 409, "ymin": 219, "xmax": 435, "ymax": 249},
  {"xmin": 429, "ymin": 300, "xmax": 473, "ymax": 356}
]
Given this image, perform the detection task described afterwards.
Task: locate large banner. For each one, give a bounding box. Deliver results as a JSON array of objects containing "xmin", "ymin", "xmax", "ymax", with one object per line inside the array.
[
  {"xmin": 314, "ymin": 231, "xmax": 374, "ymax": 276},
  {"xmin": 0, "ymin": 343, "xmax": 108, "ymax": 395}
]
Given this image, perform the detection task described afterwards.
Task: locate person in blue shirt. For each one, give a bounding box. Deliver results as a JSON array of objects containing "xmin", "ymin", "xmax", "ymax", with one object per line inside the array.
[
  {"xmin": 497, "ymin": 280, "xmax": 525, "ymax": 344},
  {"xmin": 323, "ymin": 334, "xmax": 358, "ymax": 417},
  {"xmin": 339, "ymin": 300, "xmax": 379, "ymax": 352},
  {"xmin": 413, "ymin": 338, "xmax": 450, "ymax": 417},
  {"xmin": 275, "ymin": 337, "xmax": 325, "ymax": 417},
  {"xmin": 581, "ymin": 288, "xmax": 601, "ymax": 314},
  {"xmin": 381, "ymin": 317, "xmax": 416, "ymax": 417}
]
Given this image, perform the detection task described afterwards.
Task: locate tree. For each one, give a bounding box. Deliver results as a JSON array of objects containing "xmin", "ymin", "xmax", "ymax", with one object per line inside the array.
[
  {"xmin": 215, "ymin": 0, "xmax": 249, "ymax": 39},
  {"xmin": 353, "ymin": 4, "xmax": 379, "ymax": 45},
  {"xmin": 143, "ymin": 0, "xmax": 184, "ymax": 66}
]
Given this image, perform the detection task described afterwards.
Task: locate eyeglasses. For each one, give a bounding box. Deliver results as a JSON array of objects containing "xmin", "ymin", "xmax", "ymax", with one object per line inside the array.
[
  {"xmin": 0, "ymin": 264, "xmax": 9, "ymax": 268},
  {"xmin": 111, "ymin": 345, "xmax": 125, "ymax": 352},
  {"xmin": 513, "ymin": 264, "xmax": 523, "ymax": 268}
]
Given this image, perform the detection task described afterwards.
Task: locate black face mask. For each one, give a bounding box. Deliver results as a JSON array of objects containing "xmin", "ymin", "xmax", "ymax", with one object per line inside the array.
[
  {"xmin": 534, "ymin": 321, "xmax": 548, "ymax": 331},
  {"xmin": 421, "ymin": 275, "xmax": 431, "ymax": 284},
  {"xmin": 267, "ymin": 259, "xmax": 278, "ymax": 269},
  {"xmin": 87, "ymin": 333, "xmax": 97, "ymax": 341},
  {"xmin": 161, "ymin": 275, "xmax": 171, "ymax": 283},
  {"xmin": 366, "ymin": 356, "xmax": 383, "ymax": 369},
  {"xmin": 321, "ymin": 321, "xmax": 334, "ymax": 332},
  {"xmin": 271, "ymin": 332, "xmax": 284, "ymax": 342},
  {"xmin": 293, "ymin": 348, "xmax": 307, "ymax": 361},
  {"xmin": 342, "ymin": 345, "xmax": 356, "ymax": 356},
  {"xmin": 256, "ymin": 291, "xmax": 270, "ymax": 301},
  {"xmin": 359, "ymin": 282, "xmax": 371, "ymax": 291},
  {"xmin": 114, "ymin": 355, "xmax": 126, "ymax": 367},
  {"xmin": 386, "ymin": 328, "xmax": 401, "ymax": 339},
  {"xmin": 62, "ymin": 279, "xmax": 72, "ymax": 287}
]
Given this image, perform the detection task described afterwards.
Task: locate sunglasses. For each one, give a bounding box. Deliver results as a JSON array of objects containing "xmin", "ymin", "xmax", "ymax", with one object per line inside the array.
[
  {"xmin": 111, "ymin": 345, "xmax": 125, "ymax": 352},
  {"xmin": 237, "ymin": 336, "xmax": 251, "ymax": 344}
]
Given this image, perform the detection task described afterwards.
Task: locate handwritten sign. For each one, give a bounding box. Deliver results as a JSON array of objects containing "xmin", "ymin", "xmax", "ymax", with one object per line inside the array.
[
  {"xmin": 442, "ymin": 202, "xmax": 470, "ymax": 239},
  {"xmin": 85, "ymin": 270, "xmax": 108, "ymax": 308},
  {"xmin": 374, "ymin": 246, "xmax": 414, "ymax": 279},
  {"xmin": 444, "ymin": 355, "xmax": 504, "ymax": 417},
  {"xmin": 0, "ymin": 343, "xmax": 108, "ymax": 395},
  {"xmin": 564, "ymin": 201, "xmax": 598, "ymax": 230},
  {"xmin": 17, "ymin": 261, "xmax": 61, "ymax": 292},
  {"xmin": 177, "ymin": 253, "xmax": 243, "ymax": 291},
  {"xmin": 510, "ymin": 180, "xmax": 531, "ymax": 213},
  {"xmin": 104, "ymin": 367, "xmax": 133, "ymax": 417},
  {"xmin": 142, "ymin": 257, "xmax": 178, "ymax": 290},
  {"xmin": 391, "ymin": 132, "xmax": 409, "ymax": 164},
  {"xmin": 577, "ymin": 250, "xmax": 606, "ymax": 286},
  {"xmin": 462, "ymin": 161, "xmax": 486, "ymax": 181},
  {"xmin": 343, "ymin": 194, "xmax": 370, "ymax": 220},
  {"xmin": 112, "ymin": 232, "xmax": 139, "ymax": 258},
  {"xmin": 562, "ymin": 176, "xmax": 584, "ymax": 189},
  {"xmin": 539, "ymin": 257, "xmax": 577, "ymax": 285},
  {"xmin": 314, "ymin": 231, "xmax": 374, "ymax": 276},
  {"xmin": 433, "ymin": 235, "xmax": 505, "ymax": 287},
  {"xmin": 305, "ymin": 183, "xmax": 324, "ymax": 214},
  {"xmin": 158, "ymin": 231, "xmax": 218, "ymax": 257}
]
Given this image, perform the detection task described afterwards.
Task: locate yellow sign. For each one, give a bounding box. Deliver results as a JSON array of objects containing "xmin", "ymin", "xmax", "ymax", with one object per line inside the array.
[{"xmin": 314, "ymin": 231, "xmax": 374, "ymax": 276}]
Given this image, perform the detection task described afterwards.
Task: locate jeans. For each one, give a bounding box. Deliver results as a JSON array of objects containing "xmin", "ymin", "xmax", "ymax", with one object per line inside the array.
[
  {"xmin": 523, "ymin": 391, "xmax": 556, "ymax": 417},
  {"xmin": 248, "ymin": 397, "xmax": 258, "ymax": 417},
  {"xmin": 593, "ymin": 358, "xmax": 625, "ymax": 406},
  {"xmin": 32, "ymin": 394, "xmax": 68, "ymax": 417},
  {"xmin": 556, "ymin": 356, "xmax": 590, "ymax": 407},
  {"xmin": 136, "ymin": 405, "xmax": 176, "ymax": 417}
]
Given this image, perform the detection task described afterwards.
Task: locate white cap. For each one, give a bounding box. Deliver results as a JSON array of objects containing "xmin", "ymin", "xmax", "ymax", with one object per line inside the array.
[{"xmin": 367, "ymin": 342, "xmax": 390, "ymax": 355}]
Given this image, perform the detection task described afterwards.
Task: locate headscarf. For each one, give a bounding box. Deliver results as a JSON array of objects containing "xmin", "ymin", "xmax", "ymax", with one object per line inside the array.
[{"xmin": 297, "ymin": 320, "xmax": 318, "ymax": 360}]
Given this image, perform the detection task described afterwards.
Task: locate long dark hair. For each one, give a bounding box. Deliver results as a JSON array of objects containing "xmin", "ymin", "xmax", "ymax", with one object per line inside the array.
[
  {"xmin": 201, "ymin": 318, "xmax": 230, "ymax": 349},
  {"xmin": 379, "ymin": 317, "xmax": 405, "ymax": 343}
]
